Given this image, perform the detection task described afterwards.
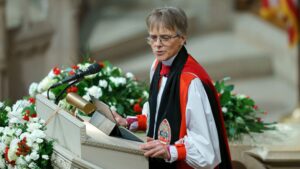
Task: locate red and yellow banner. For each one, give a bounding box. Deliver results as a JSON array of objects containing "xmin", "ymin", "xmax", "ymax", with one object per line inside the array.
[{"xmin": 260, "ymin": 0, "xmax": 299, "ymax": 47}]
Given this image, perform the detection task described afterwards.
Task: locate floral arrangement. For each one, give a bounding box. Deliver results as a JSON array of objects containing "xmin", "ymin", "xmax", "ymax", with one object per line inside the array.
[
  {"xmin": 0, "ymin": 61, "xmax": 149, "ymax": 168},
  {"xmin": 215, "ymin": 77, "xmax": 276, "ymax": 141},
  {"xmin": 0, "ymin": 99, "xmax": 53, "ymax": 169},
  {"xmin": 0, "ymin": 60, "xmax": 277, "ymax": 168},
  {"xmin": 29, "ymin": 61, "xmax": 149, "ymax": 117}
]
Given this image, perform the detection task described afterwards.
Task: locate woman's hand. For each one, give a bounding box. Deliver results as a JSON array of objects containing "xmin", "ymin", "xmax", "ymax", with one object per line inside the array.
[
  {"xmin": 140, "ymin": 139, "xmax": 170, "ymax": 160},
  {"xmin": 112, "ymin": 111, "xmax": 127, "ymax": 127}
]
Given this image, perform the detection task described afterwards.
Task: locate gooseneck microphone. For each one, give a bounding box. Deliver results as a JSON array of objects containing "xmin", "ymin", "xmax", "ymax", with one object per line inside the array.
[
  {"xmin": 50, "ymin": 63, "xmax": 102, "ymax": 89},
  {"xmin": 47, "ymin": 62, "xmax": 103, "ymax": 104}
]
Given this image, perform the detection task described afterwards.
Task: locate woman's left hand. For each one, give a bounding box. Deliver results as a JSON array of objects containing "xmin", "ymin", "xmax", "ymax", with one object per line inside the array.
[{"xmin": 140, "ymin": 140, "xmax": 170, "ymax": 160}]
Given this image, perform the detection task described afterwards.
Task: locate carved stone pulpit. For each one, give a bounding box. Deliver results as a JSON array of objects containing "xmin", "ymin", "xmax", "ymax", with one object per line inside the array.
[{"xmin": 36, "ymin": 94, "xmax": 148, "ymax": 169}]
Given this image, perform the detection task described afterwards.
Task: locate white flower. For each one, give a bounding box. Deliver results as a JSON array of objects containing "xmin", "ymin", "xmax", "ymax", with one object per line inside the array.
[
  {"xmin": 0, "ymin": 142, "xmax": 6, "ymax": 153},
  {"xmin": 99, "ymin": 80, "xmax": 108, "ymax": 88},
  {"xmin": 108, "ymin": 85, "xmax": 112, "ymax": 92},
  {"xmin": 20, "ymin": 132, "xmax": 30, "ymax": 139},
  {"xmin": 42, "ymin": 155, "xmax": 49, "ymax": 160},
  {"xmin": 237, "ymin": 94, "xmax": 247, "ymax": 99},
  {"xmin": 104, "ymin": 67, "xmax": 112, "ymax": 75},
  {"xmin": 12, "ymin": 100, "xmax": 31, "ymax": 114},
  {"xmin": 83, "ymin": 94, "xmax": 91, "ymax": 101},
  {"xmin": 25, "ymin": 155, "xmax": 31, "ymax": 162},
  {"xmin": 86, "ymin": 86, "xmax": 102, "ymax": 99},
  {"xmin": 3, "ymin": 127, "xmax": 15, "ymax": 135},
  {"xmin": 5, "ymin": 106, "xmax": 11, "ymax": 112},
  {"xmin": 37, "ymin": 77, "xmax": 58, "ymax": 93},
  {"xmin": 47, "ymin": 69, "xmax": 57, "ymax": 79},
  {"xmin": 109, "ymin": 77, "xmax": 126, "ymax": 87},
  {"xmin": 31, "ymin": 129, "xmax": 46, "ymax": 140},
  {"xmin": 85, "ymin": 73, "xmax": 98, "ymax": 79},
  {"xmin": 30, "ymin": 151, "xmax": 40, "ymax": 161},
  {"xmin": 128, "ymin": 99, "xmax": 134, "ymax": 105},
  {"xmin": 0, "ymin": 155, "xmax": 5, "ymax": 169},
  {"xmin": 36, "ymin": 138, "xmax": 43, "ymax": 144},
  {"xmin": 31, "ymin": 143, "xmax": 39, "ymax": 151},
  {"xmin": 15, "ymin": 128, "xmax": 23, "ymax": 136},
  {"xmin": 58, "ymin": 99, "xmax": 72, "ymax": 110},
  {"xmin": 27, "ymin": 123, "xmax": 43, "ymax": 132},
  {"xmin": 222, "ymin": 107, "xmax": 228, "ymax": 113},
  {"xmin": 0, "ymin": 101, "xmax": 3, "ymax": 108},
  {"xmin": 110, "ymin": 106, "xmax": 117, "ymax": 112},
  {"xmin": 78, "ymin": 63, "xmax": 91, "ymax": 71},
  {"xmin": 16, "ymin": 156, "xmax": 27, "ymax": 166},
  {"xmin": 29, "ymin": 82, "xmax": 39, "ymax": 97},
  {"xmin": 10, "ymin": 99, "xmax": 31, "ymax": 119},
  {"xmin": 9, "ymin": 117, "xmax": 20, "ymax": 124},
  {"xmin": 143, "ymin": 91, "xmax": 149, "ymax": 98},
  {"xmin": 29, "ymin": 161, "xmax": 38, "ymax": 168},
  {"xmin": 8, "ymin": 138, "xmax": 19, "ymax": 162},
  {"xmin": 126, "ymin": 72, "xmax": 134, "ymax": 79}
]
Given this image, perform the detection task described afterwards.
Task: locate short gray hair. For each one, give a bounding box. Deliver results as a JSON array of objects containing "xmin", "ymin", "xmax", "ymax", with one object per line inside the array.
[{"xmin": 146, "ymin": 7, "xmax": 188, "ymax": 36}]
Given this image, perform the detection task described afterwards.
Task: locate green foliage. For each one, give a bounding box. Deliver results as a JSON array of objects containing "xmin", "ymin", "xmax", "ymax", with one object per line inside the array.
[
  {"xmin": 0, "ymin": 102, "xmax": 9, "ymax": 127},
  {"xmin": 215, "ymin": 77, "xmax": 276, "ymax": 141},
  {"xmin": 47, "ymin": 61, "xmax": 149, "ymax": 117}
]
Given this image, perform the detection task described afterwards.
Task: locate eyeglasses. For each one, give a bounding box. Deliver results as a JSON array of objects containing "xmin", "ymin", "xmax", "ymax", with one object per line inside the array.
[{"xmin": 146, "ymin": 34, "xmax": 179, "ymax": 45}]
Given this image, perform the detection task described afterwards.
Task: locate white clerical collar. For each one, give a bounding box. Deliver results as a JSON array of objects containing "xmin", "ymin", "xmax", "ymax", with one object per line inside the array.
[{"xmin": 162, "ymin": 54, "xmax": 177, "ymax": 66}]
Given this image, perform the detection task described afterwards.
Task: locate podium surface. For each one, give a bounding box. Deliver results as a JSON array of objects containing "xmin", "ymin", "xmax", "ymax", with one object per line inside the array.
[{"xmin": 36, "ymin": 94, "xmax": 148, "ymax": 169}]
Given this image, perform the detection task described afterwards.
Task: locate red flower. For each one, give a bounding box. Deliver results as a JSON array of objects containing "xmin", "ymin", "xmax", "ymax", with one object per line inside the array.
[
  {"xmin": 257, "ymin": 117, "xmax": 262, "ymax": 122},
  {"xmin": 72, "ymin": 65, "xmax": 79, "ymax": 70},
  {"xmin": 23, "ymin": 115, "xmax": 29, "ymax": 121},
  {"xmin": 53, "ymin": 67, "xmax": 61, "ymax": 75},
  {"xmin": 133, "ymin": 103, "xmax": 142, "ymax": 113},
  {"xmin": 16, "ymin": 137, "xmax": 31, "ymax": 156},
  {"xmin": 25, "ymin": 110, "xmax": 30, "ymax": 115},
  {"xmin": 23, "ymin": 110, "xmax": 30, "ymax": 121},
  {"xmin": 67, "ymin": 86, "xmax": 78, "ymax": 93},
  {"xmin": 5, "ymin": 147, "xmax": 16, "ymax": 165},
  {"xmin": 253, "ymin": 105, "xmax": 258, "ymax": 110},
  {"xmin": 99, "ymin": 62, "xmax": 105, "ymax": 68},
  {"xmin": 69, "ymin": 70, "xmax": 75, "ymax": 76},
  {"xmin": 217, "ymin": 93, "xmax": 221, "ymax": 98},
  {"xmin": 28, "ymin": 97, "xmax": 35, "ymax": 104},
  {"xmin": 138, "ymin": 98, "xmax": 143, "ymax": 103},
  {"xmin": 31, "ymin": 113, "xmax": 37, "ymax": 118},
  {"xmin": 4, "ymin": 147, "xmax": 9, "ymax": 162}
]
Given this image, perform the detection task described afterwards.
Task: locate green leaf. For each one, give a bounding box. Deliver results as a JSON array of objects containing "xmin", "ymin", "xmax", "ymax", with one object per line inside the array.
[
  {"xmin": 117, "ymin": 104, "xmax": 125, "ymax": 115},
  {"xmin": 235, "ymin": 117, "xmax": 245, "ymax": 124},
  {"xmin": 220, "ymin": 91, "xmax": 231, "ymax": 105}
]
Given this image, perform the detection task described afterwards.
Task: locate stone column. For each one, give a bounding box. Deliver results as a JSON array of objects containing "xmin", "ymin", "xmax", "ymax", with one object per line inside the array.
[
  {"xmin": 0, "ymin": 0, "xmax": 8, "ymax": 100},
  {"xmin": 45, "ymin": 0, "xmax": 80, "ymax": 72}
]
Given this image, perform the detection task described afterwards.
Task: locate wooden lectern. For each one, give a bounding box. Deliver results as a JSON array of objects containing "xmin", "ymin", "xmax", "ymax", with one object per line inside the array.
[{"xmin": 36, "ymin": 94, "xmax": 148, "ymax": 169}]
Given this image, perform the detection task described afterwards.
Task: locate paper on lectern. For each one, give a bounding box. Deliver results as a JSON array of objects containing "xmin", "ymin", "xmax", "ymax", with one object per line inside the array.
[{"xmin": 89, "ymin": 96, "xmax": 144, "ymax": 142}]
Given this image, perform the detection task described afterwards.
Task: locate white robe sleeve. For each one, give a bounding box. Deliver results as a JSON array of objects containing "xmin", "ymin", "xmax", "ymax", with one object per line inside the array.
[{"xmin": 168, "ymin": 78, "xmax": 221, "ymax": 169}]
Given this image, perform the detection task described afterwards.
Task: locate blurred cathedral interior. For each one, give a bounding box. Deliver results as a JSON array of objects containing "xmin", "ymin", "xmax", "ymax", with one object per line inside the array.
[{"xmin": 0, "ymin": 0, "xmax": 299, "ymax": 168}]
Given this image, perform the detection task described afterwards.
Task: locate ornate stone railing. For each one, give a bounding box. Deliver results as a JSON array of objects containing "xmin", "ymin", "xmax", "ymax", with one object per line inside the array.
[
  {"xmin": 52, "ymin": 144, "xmax": 103, "ymax": 169},
  {"xmin": 230, "ymin": 123, "xmax": 300, "ymax": 169}
]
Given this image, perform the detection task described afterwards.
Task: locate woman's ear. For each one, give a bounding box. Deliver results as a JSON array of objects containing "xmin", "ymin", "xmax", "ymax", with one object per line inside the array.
[{"xmin": 181, "ymin": 36, "xmax": 187, "ymax": 45}]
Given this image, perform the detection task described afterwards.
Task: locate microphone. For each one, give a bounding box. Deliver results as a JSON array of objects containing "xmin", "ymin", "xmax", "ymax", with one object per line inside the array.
[{"xmin": 50, "ymin": 63, "xmax": 102, "ymax": 89}]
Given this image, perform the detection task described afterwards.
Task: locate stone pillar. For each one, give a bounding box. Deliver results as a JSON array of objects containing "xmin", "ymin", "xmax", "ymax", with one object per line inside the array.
[
  {"xmin": 45, "ymin": 0, "xmax": 80, "ymax": 72},
  {"xmin": 0, "ymin": 0, "xmax": 8, "ymax": 100}
]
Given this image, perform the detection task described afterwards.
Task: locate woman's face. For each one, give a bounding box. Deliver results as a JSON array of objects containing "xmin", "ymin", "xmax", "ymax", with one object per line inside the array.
[{"xmin": 148, "ymin": 27, "xmax": 186, "ymax": 61}]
